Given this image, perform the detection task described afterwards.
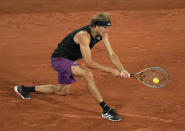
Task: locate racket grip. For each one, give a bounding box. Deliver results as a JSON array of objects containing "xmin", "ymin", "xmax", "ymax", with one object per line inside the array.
[{"xmin": 129, "ymin": 74, "xmax": 134, "ymax": 77}]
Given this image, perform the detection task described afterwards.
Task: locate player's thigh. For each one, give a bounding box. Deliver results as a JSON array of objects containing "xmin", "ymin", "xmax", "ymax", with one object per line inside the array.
[{"xmin": 71, "ymin": 65, "xmax": 90, "ymax": 77}]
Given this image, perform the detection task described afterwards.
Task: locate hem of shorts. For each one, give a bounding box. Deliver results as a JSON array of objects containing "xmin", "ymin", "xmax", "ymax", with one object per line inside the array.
[{"xmin": 51, "ymin": 57, "xmax": 76, "ymax": 62}]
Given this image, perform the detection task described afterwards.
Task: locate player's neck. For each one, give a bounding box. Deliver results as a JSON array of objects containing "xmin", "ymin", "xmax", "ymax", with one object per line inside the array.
[{"xmin": 91, "ymin": 27, "xmax": 99, "ymax": 38}]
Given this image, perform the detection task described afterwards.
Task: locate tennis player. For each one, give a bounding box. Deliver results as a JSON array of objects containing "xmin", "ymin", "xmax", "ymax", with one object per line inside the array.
[{"xmin": 14, "ymin": 13, "xmax": 130, "ymax": 121}]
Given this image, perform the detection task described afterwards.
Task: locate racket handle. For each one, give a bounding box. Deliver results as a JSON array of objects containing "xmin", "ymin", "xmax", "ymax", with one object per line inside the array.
[{"xmin": 129, "ymin": 74, "xmax": 134, "ymax": 77}]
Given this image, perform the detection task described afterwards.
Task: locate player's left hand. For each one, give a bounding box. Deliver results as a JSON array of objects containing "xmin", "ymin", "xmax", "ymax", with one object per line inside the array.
[{"xmin": 120, "ymin": 69, "xmax": 130, "ymax": 78}]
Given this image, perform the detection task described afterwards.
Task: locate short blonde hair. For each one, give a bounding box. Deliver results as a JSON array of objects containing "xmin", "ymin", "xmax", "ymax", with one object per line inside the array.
[{"xmin": 89, "ymin": 13, "xmax": 111, "ymax": 27}]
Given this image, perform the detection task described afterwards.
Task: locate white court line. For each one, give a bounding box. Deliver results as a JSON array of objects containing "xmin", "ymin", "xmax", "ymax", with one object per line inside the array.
[
  {"xmin": 60, "ymin": 113, "xmax": 174, "ymax": 123},
  {"xmin": 26, "ymin": 110, "xmax": 181, "ymax": 124},
  {"xmin": 121, "ymin": 113, "xmax": 174, "ymax": 123},
  {"xmin": 60, "ymin": 113, "xmax": 100, "ymax": 119}
]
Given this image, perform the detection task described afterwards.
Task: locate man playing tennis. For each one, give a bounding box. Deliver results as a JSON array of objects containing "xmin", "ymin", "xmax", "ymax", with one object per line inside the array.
[{"xmin": 14, "ymin": 13, "xmax": 130, "ymax": 121}]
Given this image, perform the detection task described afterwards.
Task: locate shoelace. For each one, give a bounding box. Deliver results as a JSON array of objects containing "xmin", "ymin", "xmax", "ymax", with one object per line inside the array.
[{"xmin": 109, "ymin": 109, "xmax": 118, "ymax": 116}]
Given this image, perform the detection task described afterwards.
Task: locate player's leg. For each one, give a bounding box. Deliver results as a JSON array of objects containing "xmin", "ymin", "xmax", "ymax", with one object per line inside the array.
[
  {"xmin": 55, "ymin": 84, "xmax": 71, "ymax": 95},
  {"xmin": 35, "ymin": 84, "xmax": 71, "ymax": 95},
  {"xmin": 71, "ymin": 65, "xmax": 121, "ymax": 121},
  {"xmin": 14, "ymin": 84, "xmax": 71, "ymax": 99},
  {"xmin": 14, "ymin": 58, "xmax": 76, "ymax": 99},
  {"xmin": 71, "ymin": 65, "xmax": 103, "ymax": 103}
]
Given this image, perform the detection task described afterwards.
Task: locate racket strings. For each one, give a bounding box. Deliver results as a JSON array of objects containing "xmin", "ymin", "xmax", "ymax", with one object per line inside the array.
[{"xmin": 140, "ymin": 68, "xmax": 168, "ymax": 87}]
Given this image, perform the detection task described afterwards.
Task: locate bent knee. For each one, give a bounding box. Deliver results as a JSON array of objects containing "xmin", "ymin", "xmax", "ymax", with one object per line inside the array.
[
  {"xmin": 56, "ymin": 91, "xmax": 67, "ymax": 96},
  {"xmin": 55, "ymin": 86, "xmax": 69, "ymax": 96},
  {"xmin": 84, "ymin": 71, "xmax": 94, "ymax": 81},
  {"xmin": 55, "ymin": 89, "xmax": 67, "ymax": 96}
]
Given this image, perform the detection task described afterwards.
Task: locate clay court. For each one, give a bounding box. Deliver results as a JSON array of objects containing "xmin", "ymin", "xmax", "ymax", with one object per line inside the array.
[{"xmin": 0, "ymin": 0, "xmax": 185, "ymax": 130}]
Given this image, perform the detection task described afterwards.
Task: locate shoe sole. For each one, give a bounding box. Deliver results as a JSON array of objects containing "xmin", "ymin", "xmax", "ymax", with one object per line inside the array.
[
  {"xmin": 14, "ymin": 86, "xmax": 31, "ymax": 100},
  {"xmin": 102, "ymin": 114, "xmax": 122, "ymax": 122}
]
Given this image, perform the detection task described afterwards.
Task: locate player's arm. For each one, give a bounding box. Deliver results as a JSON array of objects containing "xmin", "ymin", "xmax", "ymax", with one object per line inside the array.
[
  {"xmin": 102, "ymin": 34, "xmax": 130, "ymax": 77},
  {"xmin": 75, "ymin": 31, "xmax": 117, "ymax": 74},
  {"xmin": 102, "ymin": 34, "xmax": 124, "ymax": 71}
]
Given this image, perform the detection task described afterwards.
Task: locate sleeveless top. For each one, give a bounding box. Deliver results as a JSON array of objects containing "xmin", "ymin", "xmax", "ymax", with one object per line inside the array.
[{"xmin": 51, "ymin": 25, "xmax": 102, "ymax": 61}]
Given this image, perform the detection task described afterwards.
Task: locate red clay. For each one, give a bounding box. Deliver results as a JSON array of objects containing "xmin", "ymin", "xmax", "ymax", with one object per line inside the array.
[{"xmin": 0, "ymin": 0, "xmax": 185, "ymax": 131}]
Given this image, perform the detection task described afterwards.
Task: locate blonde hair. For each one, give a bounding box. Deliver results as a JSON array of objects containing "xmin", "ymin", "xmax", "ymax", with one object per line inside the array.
[{"xmin": 89, "ymin": 13, "xmax": 111, "ymax": 27}]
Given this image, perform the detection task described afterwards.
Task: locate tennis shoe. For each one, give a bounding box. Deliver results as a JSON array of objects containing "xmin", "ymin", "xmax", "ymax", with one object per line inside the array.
[
  {"xmin": 102, "ymin": 108, "xmax": 121, "ymax": 121},
  {"xmin": 14, "ymin": 85, "xmax": 31, "ymax": 99}
]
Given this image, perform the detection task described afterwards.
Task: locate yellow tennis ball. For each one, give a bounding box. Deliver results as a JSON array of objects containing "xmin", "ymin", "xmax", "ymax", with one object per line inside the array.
[{"xmin": 153, "ymin": 77, "xmax": 159, "ymax": 84}]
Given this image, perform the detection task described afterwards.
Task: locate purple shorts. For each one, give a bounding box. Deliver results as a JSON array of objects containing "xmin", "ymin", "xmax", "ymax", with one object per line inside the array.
[{"xmin": 51, "ymin": 58, "xmax": 78, "ymax": 84}]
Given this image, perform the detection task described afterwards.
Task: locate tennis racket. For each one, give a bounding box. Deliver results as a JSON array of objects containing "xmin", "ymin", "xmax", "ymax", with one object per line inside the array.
[{"xmin": 129, "ymin": 67, "xmax": 169, "ymax": 88}]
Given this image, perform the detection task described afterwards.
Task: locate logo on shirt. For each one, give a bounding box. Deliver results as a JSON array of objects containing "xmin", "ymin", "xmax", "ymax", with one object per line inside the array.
[{"xmin": 97, "ymin": 36, "xmax": 101, "ymax": 40}]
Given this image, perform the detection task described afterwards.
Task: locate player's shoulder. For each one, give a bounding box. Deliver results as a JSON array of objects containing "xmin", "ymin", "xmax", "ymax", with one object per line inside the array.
[
  {"xmin": 77, "ymin": 30, "xmax": 90, "ymax": 37},
  {"xmin": 75, "ymin": 30, "xmax": 91, "ymax": 41},
  {"xmin": 74, "ymin": 30, "xmax": 90, "ymax": 44}
]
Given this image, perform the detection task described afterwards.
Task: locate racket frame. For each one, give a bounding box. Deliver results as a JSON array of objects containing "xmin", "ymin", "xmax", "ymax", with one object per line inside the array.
[{"xmin": 130, "ymin": 67, "xmax": 169, "ymax": 88}]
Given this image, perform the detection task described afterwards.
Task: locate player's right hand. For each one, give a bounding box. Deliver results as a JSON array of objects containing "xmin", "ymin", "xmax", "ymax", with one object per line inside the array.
[{"xmin": 120, "ymin": 69, "xmax": 130, "ymax": 78}]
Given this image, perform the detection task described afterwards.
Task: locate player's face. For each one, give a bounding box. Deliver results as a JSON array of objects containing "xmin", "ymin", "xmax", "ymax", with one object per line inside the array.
[{"xmin": 97, "ymin": 26, "xmax": 110, "ymax": 36}]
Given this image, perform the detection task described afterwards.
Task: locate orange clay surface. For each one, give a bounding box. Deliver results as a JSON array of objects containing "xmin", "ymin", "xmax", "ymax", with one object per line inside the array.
[{"xmin": 0, "ymin": 0, "xmax": 185, "ymax": 131}]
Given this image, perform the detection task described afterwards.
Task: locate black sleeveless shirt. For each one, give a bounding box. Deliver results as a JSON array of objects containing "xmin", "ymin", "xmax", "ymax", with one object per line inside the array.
[{"xmin": 51, "ymin": 25, "xmax": 102, "ymax": 61}]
